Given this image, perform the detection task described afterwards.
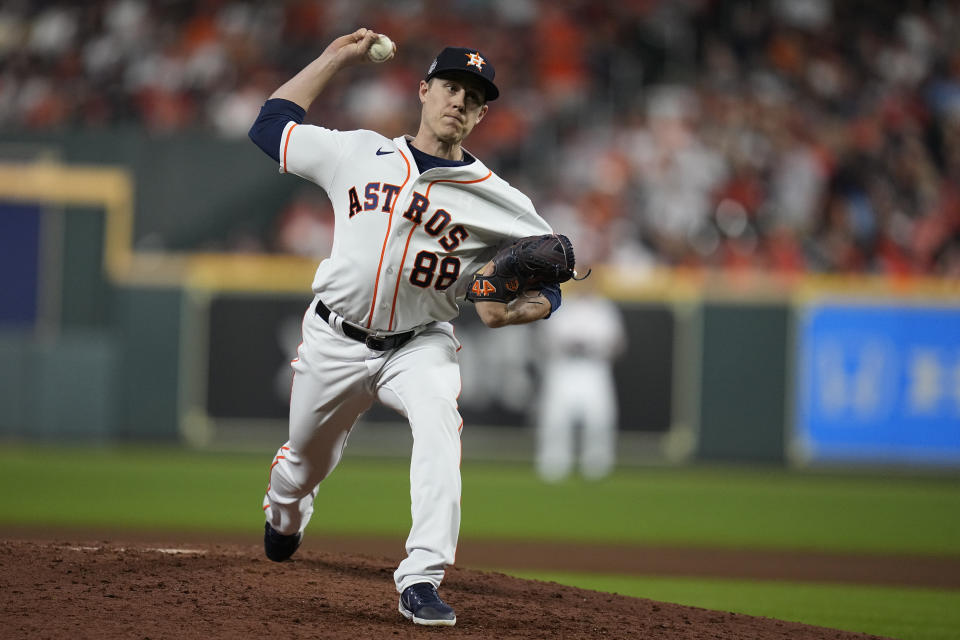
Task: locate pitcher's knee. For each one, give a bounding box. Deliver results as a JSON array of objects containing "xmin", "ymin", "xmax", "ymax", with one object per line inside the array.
[{"xmin": 268, "ymin": 449, "xmax": 316, "ymax": 498}]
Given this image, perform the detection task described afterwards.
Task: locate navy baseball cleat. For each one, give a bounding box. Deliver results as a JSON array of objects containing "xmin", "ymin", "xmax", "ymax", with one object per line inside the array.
[
  {"xmin": 263, "ymin": 522, "xmax": 301, "ymax": 562},
  {"xmin": 398, "ymin": 583, "xmax": 457, "ymax": 626}
]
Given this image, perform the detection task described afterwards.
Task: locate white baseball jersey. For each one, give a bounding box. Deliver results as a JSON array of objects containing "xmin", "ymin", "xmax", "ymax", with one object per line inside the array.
[
  {"xmin": 264, "ymin": 120, "xmax": 555, "ymax": 596},
  {"xmin": 279, "ymin": 123, "xmax": 553, "ymax": 332}
]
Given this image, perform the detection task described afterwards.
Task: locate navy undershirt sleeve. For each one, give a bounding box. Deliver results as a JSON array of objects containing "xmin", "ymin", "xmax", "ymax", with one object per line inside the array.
[
  {"xmin": 540, "ymin": 283, "xmax": 562, "ymax": 318},
  {"xmin": 248, "ymin": 98, "xmax": 307, "ymax": 163}
]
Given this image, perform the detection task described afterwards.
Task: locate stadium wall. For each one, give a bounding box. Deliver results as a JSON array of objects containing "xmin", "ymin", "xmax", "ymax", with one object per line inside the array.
[{"xmin": 1, "ymin": 142, "xmax": 957, "ymax": 468}]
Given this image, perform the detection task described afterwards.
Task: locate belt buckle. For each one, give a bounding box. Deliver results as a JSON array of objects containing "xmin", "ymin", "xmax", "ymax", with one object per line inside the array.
[{"xmin": 365, "ymin": 331, "xmax": 389, "ymax": 351}]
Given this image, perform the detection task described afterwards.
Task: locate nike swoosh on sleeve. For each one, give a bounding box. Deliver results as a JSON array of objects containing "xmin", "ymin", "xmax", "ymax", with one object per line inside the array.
[{"xmin": 376, "ymin": 147, "xmax": 394, "ymax": 156}]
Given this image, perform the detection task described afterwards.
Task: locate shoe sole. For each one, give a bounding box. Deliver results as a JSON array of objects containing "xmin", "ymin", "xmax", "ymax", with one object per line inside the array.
[{"xmin": 398, "ymin": 601, "xmax": 456, "ymax": 627}]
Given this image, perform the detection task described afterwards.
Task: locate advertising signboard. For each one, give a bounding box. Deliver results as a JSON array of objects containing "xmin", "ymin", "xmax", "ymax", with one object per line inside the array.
[{"xmin": 796, "ymin": 304, "xmax": 960, "ymax": 465}]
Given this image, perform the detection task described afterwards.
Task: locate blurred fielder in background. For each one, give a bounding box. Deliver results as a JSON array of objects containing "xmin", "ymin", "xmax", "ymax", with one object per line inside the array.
[{"xmin": 535, "ymin": 279, "xmax": 627, "ymax": 482}]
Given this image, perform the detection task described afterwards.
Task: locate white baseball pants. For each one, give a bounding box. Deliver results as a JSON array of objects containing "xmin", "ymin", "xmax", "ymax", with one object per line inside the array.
[
  {"xmin": 535, "ymin": 360, "xmax": 618, "ymax": 482},
  {"xmin": 263, "ymin": 299, "xmax": 463, "ymax": 593}
]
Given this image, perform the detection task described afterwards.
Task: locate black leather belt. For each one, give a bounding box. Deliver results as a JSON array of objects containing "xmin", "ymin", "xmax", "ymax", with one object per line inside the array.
[{"xmin": 315, "ymin": 299, "xmax": 416, "ymax": 351}]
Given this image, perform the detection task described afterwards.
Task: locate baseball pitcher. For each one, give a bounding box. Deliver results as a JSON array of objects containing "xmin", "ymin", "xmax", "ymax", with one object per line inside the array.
[{"xmin": 248, "ymin": 28, "xmax": 580, "ymax": 627}]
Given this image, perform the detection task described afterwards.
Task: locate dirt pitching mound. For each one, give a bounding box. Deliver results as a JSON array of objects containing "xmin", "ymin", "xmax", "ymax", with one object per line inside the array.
[{"xmin": 1, "ymin": 539, "xmax": 890, "ymax": 639}]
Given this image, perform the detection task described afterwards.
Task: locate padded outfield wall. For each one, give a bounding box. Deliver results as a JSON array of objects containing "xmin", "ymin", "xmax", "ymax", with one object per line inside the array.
[{"xmin": 0, "ymin": 140, "xmax": 958, "ymax": 468}]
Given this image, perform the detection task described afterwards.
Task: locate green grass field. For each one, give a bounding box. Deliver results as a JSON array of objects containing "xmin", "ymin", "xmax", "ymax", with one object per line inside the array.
[
  {"xmin": 506, "ymin": 572, "xmax": 960, "ymax": 640},
  {"xmin": 1, "ymin": 445, "xmax": 958, "ymax": 639}
]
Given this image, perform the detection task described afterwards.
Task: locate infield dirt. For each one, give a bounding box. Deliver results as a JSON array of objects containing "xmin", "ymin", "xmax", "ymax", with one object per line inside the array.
[{"xmin": 1, "ymin": 536, "xmax": 905, "ymax": 640}]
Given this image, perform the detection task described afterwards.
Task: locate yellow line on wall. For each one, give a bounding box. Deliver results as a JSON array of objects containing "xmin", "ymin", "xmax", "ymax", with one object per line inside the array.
[
  {"xmin": 0, "ymin": 162, "xmax": 134, "ymax": 282},
  {"xmin": 183, "ymin": 252, "xmax": 316, "ymax": 293},
  {"xmin": 0, "ymin": 161, "xmax": 317, "ymax": 292}
]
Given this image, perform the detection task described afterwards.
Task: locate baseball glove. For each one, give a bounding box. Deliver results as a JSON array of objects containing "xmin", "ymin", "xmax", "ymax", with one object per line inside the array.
[{"xmin": 466, "ymin": 233, "xmax": 581, "ymax": 303}]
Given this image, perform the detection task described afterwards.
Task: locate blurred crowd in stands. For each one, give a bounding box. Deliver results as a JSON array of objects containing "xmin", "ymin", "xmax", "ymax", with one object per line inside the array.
[{"xmin": 2, "ymin": 0, "xmax": 959, "ymax": 276}]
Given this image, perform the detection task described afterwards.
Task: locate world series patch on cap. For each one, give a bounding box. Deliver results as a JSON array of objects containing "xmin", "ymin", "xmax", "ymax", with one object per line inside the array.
[{"xmin": 425, "ymin": 47, "xmax": 499, "ymax": 101}]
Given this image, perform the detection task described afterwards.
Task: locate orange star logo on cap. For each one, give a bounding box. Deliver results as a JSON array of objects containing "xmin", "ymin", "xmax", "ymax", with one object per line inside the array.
[{"xmin": 465, "ymin": 52, "xmax": 485, "ymax": 70}]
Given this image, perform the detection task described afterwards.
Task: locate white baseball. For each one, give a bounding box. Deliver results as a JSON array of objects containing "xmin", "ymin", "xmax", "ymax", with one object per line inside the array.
[{"xmin": 367, "ymin": 34, "xmax": 394, "ymax": 63}]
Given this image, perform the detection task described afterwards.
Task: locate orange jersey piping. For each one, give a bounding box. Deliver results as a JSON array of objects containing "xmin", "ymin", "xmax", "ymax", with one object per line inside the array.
[
  {"xmin": 281, "ymin": 124, "xmax": 298, "ymax": 173},
  {"xmin": 365, "ymin": 148, "xmax": 411, "ymax": 328}
]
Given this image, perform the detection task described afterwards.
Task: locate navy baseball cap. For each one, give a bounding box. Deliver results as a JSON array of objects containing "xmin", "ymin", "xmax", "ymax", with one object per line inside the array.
[{"xmin": 425, "ymin": 47, "xmax": 499, "ymax": 101}]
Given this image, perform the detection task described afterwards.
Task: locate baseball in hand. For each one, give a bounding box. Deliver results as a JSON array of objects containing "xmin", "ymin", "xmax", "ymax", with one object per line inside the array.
[{"xmin": 367, "ymin": 34, "xmax": 394, "ymax": 63}]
